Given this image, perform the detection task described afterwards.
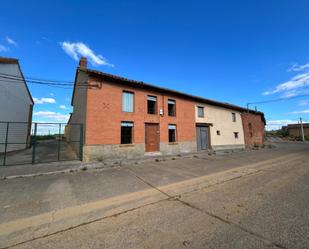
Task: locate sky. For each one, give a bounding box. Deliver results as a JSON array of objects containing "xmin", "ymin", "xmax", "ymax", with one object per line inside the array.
[{"xmin": 1, "ymin": 0, "xmax": 309, "ymax": 130}]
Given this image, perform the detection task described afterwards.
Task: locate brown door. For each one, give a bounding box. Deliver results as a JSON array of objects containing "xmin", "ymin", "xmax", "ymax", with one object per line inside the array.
[{"xmin": 145, "ymin": 124, "xmax": 160, "ymax": 152}]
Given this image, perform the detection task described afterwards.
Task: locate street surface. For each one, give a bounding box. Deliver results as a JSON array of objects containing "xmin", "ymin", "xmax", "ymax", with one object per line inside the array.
[{"xmin": 0, "ymin": 142, "xmax": 308, "ymax": 249}]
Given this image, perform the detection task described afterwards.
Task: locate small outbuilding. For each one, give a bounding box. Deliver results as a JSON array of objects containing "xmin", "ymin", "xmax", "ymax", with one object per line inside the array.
[
  {"xmin": 0, "ymin": 57, "xmax": 34, "ymax": 153},
  {"xmin": 283, "ymin": 123, "xmax": 309, "ymax": 137}
]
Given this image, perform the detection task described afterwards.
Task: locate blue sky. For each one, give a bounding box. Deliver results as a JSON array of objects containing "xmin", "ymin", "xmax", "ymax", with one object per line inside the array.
[{"xmin": 1, "ymin": 0, "xmax": 309, "ymax": 129}]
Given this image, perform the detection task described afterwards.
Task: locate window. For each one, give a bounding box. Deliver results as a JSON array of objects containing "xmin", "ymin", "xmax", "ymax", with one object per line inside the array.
[
  {"xmin": 121, "ymin": 122, "xmax": 133, "ymax": 144},
  {"xmin": 197, "ymin": 106, "xmax": 204, "ymax": 118},
  {"xmin": 234, "ymin": 132, "xmax": 239, "ymax": 139},
  {"xmin": 232, "ymin": 112, "xmax": 236, "ymax": 122},
  {"xmin": 168, "ymin": 99, "xmax": 176, "ymax": 116},
  {"xmin": 249, "ymin": 132, "xmax": 253, "ymax": 138},
  {"xmin": 147, "ymin": 96, "xmax": 157, "ymax": 114},
  {"xmin": 168, "ymin": 124, "xmax": 177, "ymax": 142},
  {"xmin": 122, "ymin": 91, "xmax": 134, "ymax": 112},
  {"xmin": 217, "ymin": 130, "xmax": 221, "ymax": 135},
  {"xmin": 248, "ymin": 123, "xmax": 252, "ymax": 130}
]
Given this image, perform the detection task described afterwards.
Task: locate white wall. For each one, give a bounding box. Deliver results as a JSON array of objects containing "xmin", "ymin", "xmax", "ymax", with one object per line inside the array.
[
  {"xmin": 195, "ymin": 103, "xmax": 245, "ymax": 149},
  {"xmin": 0, "ymin": 63, "xmax": 33, "ymax": 152}
]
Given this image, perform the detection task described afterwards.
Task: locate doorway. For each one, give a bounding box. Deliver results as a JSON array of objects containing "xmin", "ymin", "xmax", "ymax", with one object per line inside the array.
[
  {"xmin": 196, "ymin": 125, "xmax": 210, "ymax": 151},
  {"xmin": 145, "ymin": 123, "xmax": 160, "ymax": 152}
]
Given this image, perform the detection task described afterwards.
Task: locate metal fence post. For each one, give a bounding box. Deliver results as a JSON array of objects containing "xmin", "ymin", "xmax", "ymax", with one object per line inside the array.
[
  {"xmin": 32, "ymin": 123, "xmax": 37, "ymax": 164},
  {"xmin": 57, "ymin": 123, "xmax": 61, "ymax": 161},
  {"xmin": 79, "ymin": 124, "xmax": 84, "ymax": 161},
  {"xmin": 2, "ymin": 122, "xmax": 10, "ymax": 166}
]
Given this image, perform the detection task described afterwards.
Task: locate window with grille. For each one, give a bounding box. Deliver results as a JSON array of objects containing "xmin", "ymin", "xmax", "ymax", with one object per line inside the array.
[
  {"xmin": 122, "ymin": 91, "xmax": 134, "ymax": 112},
  {"xmin": 168, "ymin": 99, "xmax": 176, "ymax": 116},
  {"xmin": 197, "ymin": 106, "xmax": 204, "ymax": 117},
  {"xmin": 147, "ymin": 96, "xmax": 157, "ymax": 114},
  {"xmin": 168, "ymin": 124, "xmax": 176, "ymax": 142},
  {"xmin": 232, "ymin": 112, "xmax": 236, "ymax": 122},
  {"xmin": 121, "ymin": 122, "xmax": 133, "ymax": 144}
]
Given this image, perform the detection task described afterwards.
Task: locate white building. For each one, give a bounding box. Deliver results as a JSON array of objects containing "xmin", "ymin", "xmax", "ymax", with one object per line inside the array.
[
  {"xmin": 195, "ymin": 103, "xmax": 245, "ymax": 151},
  {"xmin": 0, "ymin": 57, "xmax": 34, "ymax": 152}
]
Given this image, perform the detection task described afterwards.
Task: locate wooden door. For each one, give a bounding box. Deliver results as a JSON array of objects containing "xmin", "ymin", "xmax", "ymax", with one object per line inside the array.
[
  {"xmin": 145, "ymin": 124, "xmax": 159, "ymax": 152},
  {"xmin": 196, "ymin": 126, "xmax": 209, "ymax": 151}
]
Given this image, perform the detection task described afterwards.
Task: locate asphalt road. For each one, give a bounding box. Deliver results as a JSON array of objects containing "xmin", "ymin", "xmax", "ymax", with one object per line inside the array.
[{"xmin": 1, "ymin": 142, "xmax": 309, "ymax": 249}]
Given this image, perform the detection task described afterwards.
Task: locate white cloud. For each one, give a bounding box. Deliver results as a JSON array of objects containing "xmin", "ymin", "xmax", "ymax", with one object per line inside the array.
[
  {"xmin": 288, "ymin": 63, "xmax": 309, "ymax": 72},
  {"xmin": 5, "ymin": 36, "xmax": 18, "ymax": 47},
  {"xmin": 59, "ymin": 105, "xmax": 68, "ymax": 110},
  {"xmin": 34, "ymin": 111, "xmax": 70, "ymax": 122},
  {"xmin": 50, "ymin": 93, "xmax": 54, "ymax": 96},
  {"xmin": 33, "ymin": 97, "xmax": 56, "ymax": 104},
  {"xmin": 263, "ymin": 60, "xmax": 309, "ymax": 97},
  {"xmin": 299, "ymin": 100, "xmax": 309, "ymax": 106},
  {"xmin": 290, "ymin": 109, "xmax": 309, "ymax": 114},
  {"xmin": 60, "ymin": 41, "xmax": 114, "ymax": 67},
  {"xmin": 263, "ymin": 72, "xmax": 309, "ymax": 96},
  {"xmin": 0, "ymin": 44, "xmax": 9, "ymax": 52},
  {"xmin": 265, "ymin": 119, "xmax": 300, "ymax": 130}
]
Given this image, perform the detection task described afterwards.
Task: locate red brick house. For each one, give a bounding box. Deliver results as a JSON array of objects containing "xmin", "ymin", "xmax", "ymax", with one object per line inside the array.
[{"xmin": 68, "ymin": 58, "xmax": 265, "ymax": 162}]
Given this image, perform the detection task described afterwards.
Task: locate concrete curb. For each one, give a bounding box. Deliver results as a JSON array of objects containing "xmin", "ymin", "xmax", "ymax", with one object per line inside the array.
[{"xmin": 0, "ymin": 146, "xmax": 274, "ymax": 180}]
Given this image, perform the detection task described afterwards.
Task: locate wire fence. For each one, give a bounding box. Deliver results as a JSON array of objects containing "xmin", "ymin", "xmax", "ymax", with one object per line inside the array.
[{"xmin": 0, "ymin": 122, "xmax": 83, "ymax": 166}]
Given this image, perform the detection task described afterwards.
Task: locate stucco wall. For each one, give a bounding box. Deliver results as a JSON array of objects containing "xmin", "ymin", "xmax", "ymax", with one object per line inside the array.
[
  {"xmin": 0, "ymin": 63, "xmax": 33, "ymax": 152},
  {"xmin": 195, "ymin": 103, "xmax": 245, "ymax": 149}
]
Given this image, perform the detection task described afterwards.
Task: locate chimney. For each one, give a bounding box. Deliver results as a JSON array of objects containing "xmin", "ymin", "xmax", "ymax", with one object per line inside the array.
[{"xmin": 79, "ymin": 57, "xmax": 87, "ymax": 69}]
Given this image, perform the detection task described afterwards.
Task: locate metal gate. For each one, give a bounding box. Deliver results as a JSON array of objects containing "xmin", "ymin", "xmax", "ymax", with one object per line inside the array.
[{"xmin": 0, "ymin": 122, "xmax": 83, "ymax": 166}]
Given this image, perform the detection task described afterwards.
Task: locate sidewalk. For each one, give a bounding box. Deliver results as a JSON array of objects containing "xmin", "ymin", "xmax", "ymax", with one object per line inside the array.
[
  {"xmin": 0, "ymin": 160, "xmax": 84, "ymax": 179},
  {"xmin": 0, "ymin": 144, "xmax": 271, "ymax": 179},
  {"xmin": 0, "ymin": 150, "xmax": 219, "ymax": 179}
]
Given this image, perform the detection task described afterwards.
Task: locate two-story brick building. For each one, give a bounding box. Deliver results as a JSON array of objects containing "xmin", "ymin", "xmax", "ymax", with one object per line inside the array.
[{"xmin": 68, "ymin": 58, "xmax": 265, "ymax": 162}]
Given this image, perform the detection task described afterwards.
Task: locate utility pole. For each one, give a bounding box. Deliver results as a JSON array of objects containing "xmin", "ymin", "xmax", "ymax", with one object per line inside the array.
[{"xmin": 300, "ymin": 117, "xmax": 305, "ymax": 142}]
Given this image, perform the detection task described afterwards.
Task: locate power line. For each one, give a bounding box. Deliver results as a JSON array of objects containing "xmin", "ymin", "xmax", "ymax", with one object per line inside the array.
[
  {"xmin": 0, "ymin": 74, "xmax": 74, "ymax": 85},
  {"xmin": 0, "ymin": 73, "xmax": 89, "ymax": 88},
  {"xmin": 0, "ymin": 79, "xmax": 73, "ymax": 89},
  {"xmin": 247, "ymin": 93, "xmax": 309, "ymax": 108},
  {"xmin": 0, "ymin": 72, "xmax": 74, "ymax": 84}
]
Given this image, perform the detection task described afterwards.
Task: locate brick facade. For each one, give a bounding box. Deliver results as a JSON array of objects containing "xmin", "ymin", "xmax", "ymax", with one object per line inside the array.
[
  {"xmin": 80, "ymin": 76, "xmax": 197, "ymax": 161},
  {"xmin": 69, "ymin": 58, "xmax": 266, "ymax": 161},
  {"xmin": 85, "ymin": 77, "xmax": 196, "ymax": 145},
  {"xmin": 241, "ymin": 112, "xmax": 265, "ymax": 148}
]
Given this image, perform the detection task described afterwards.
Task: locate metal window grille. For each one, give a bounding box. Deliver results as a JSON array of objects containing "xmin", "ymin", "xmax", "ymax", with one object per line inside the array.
[
  {"xmin": 168, "ymin": 124, "xmax": 176, "ymax": 142},
  {"xmin": 197, "ymin": 106, "xmax": 204, "ymax": 117},
  {"xmin": 121, "ymin": 121, "xmax": 133, "ymax": 144},
  {"xmin": 232, "ymin": 113, "xmax": 236, "ymax": 122},
  {"xmin": 147, "ymin": 96, "xmax": 157, "ymax": 114},
  {"xmin": 168, "ymin": 99, "xmax": 176, "ymax": 116}
]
